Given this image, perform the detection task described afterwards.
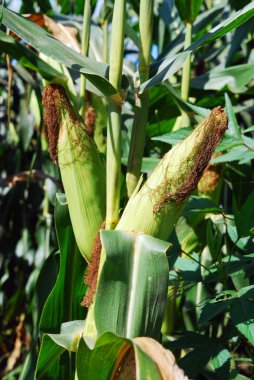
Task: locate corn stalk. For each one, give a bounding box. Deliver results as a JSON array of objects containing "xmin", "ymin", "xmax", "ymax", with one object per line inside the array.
[
  {"xmin": 126, "ymin": 0, "xmax": 154, "ymax": 197},
  {"xmin": 106, "ymin": 0, "xmax": 126, "ymax": 229}
]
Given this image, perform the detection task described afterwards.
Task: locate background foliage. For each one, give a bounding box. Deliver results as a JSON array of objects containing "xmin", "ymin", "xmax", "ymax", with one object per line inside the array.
[{"xmin": 1, "ymin": 0, "xmax": 254, "ymax": 379}]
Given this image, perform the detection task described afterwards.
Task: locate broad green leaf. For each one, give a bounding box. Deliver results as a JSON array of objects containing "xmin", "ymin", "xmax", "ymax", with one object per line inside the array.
[
  {"xmin": 140, "ymin": 3, "xmax": 254, "ymax": 93},
  {"xmin": 48, "ymin": 320, "xmax": 85, "ymax": 352},
  {"xmin": 170, "ymin": 335, "xmax": 232, "ymax": 379},
  {"xmin": 211, "ymin": 146, "xmax": 249, "ymax": 164},
  {"xmin": 199, "ymin": 293, "xmax": 234, "ymax": 326},
  {"xmin": 94, "ymin": 230, "xmax": 170, "ymax": 339},
  {"xmin": 206, "ymin": 220, "xmax": 222, "ymax": 261},
  {"xmin": 244, "ymin": 125, "xmax": 254, "ymax": 133},
  {"xmin": 152, "ymin": 127, "xmax": 192, "ymax": 145},
  {"xmin": 191, "ymin": 64, "xmax": 254, "ymax": 93},
  {"xmin": 141, "ymin": 50, "xmax": 191, "ymax": 93},
  {"xmin": 76, "ymin": 333, "xmax": 131, "ymax": 380},
  {"xmin": 230, "ymin": 286, "xmax": 254, "ymax": 345},
  {"xmin": 179, "ymin": 345, "xmax": 215, "ymax": 378},
  {"xmin": 39, "ymin": 193, "xmax": 86, "ymax": 333},
  {"xmin": 225, "ymin": 19, "xmax": 253, "ymax": 66},
  {"xmin": 76, "ymin": 332, "xmax": 186, "ymax": 380},
  {"xmin": 36, "ymin": 321, "xmax": 84, "ymax": 379},
  {"xmin": 160, "ymin": 4, "xmax": 224, "ymax": 59},
  {"xmin": 166, "ymin": 332, "xmax": 217, "ymax": 377},
  {"xmin": 225, "ymin": 93, "xmax": 242, "ymax": 139},
  {"xmin": 166, "ymin": 331, "xmax": 213, "ymax": 349},
  {"xmin": 134, "ymin": 343, "xmax": 161, "ymax": 380},
  {"xmin": 189, "ymin": 3, "xmax": 254, "ymax": 50},
  {"xmin": 234, "ymin": 190, "xmax": 254, "ymax": 237},
  {"xmin": 2, "ymin": 7, "xmax": 117, "ymax": 99},
  {"xmin": 175, "ymin": 0, "xmax": 204, "ymax": 24},
  {"xmin": 212, "ymin": 347, "xmax": 231, "ymax": 380},
  {"xmin": 163, "ymin": 81, "xmax": 210, "ymax": 117},
  {"xmin": 214, "ymin": 134, "xmax": 242, "ymax": 153},
  {"xmin": 243, "ymin": 135, "xmax": 254, "ymax": 151},
  {"xmin": 0, "ymin": 30, "xmax": 65, "ymax": 81},
  {"xmin": 174, "ymin": 253, "xmax": 202, "ymax": 283},
  {"xmin": 35, "ymin": 335, "xmax": 65, "ymax": 380}
]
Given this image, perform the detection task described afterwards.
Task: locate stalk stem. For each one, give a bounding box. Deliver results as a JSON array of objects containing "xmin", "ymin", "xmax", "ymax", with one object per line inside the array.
[
  {"xmin": 181, "ymin": 22, "xmax": 192, "ymax": 102},
  {"xmin": 102, "ymin": 6, "xmax": 109, "ymax": 63},
  {"xmin": 173, "ymin": 21, "xmax": 192, "ymax": 130},
  {"xmin": 79, "ymin": 0, "xmax": 91, "ymax": 118},
  {"xmin": 126, "ymin": 0, "xmax": 154, "ymax": 198},
  {"xmin": 106, "ymin": 0, "xmax": 126, "ymax": 229}
]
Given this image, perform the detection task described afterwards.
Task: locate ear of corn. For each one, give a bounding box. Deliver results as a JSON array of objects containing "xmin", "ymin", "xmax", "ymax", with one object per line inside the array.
[
  {"xmin": 84, "ymin": 107, "xmax": 227, "ymax": 339},
  {"xmin": 117, "ymin": 107, "xmax": 227, "ymax": 239},
  {"xmin": 42, "ymin": 84, "xmax": 106, "ymax": 262}
]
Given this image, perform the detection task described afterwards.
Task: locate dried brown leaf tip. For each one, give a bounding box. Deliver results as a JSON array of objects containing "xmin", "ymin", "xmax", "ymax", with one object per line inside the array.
[
  {"xmin": 42, "ymin": 84, "xmax": 79, "ymax": 164},
  {"xmin": 81, "ymin": 222, "xmax": 105, "ymax": 308}
]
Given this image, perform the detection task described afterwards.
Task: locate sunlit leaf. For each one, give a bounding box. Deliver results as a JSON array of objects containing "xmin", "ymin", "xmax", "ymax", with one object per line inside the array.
[
  {"xmin": 140, "ymin": 3, "xmax": 254, "ymax": 92},
  {"xmin": 2, "ymin": 7, "xmax": 117, "ymax": 98},
  {"xmin": 94, "ymin": 230, "xmax": 170, "ymax": 339}
]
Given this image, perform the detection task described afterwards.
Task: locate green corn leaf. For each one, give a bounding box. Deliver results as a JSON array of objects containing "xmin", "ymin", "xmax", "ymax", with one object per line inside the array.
[
  {"xmin": 0, "ymin": 30, "xmax": 65, "ymax": 81},
  {"xmin": 35, "ymin": 335, "xmax": 66, "ymax": 380},
  {"xmin": 94, "ymin": 230, "xmax": 170, "ymax": 339},
  {"xmin": 36, "ymin": 321, "xmax": 84, "ymax": 379},
  {"xmin": 191, "ymin": 63, "xmax": 254, "ymax": 93},
  {"xmin": 1, "ymin": 7, "xmax": 117, "ymax": 99},
  {"xmin": 39, "ymin": 194, "xmax": 87, "ymax": 333},
  {"xmin": 225, "ymin": 93, "xmax": 242, "ymax": 140},
  {"xmin": 76, "ymin": 332, "xmax": 188, "ymax": 380},
  {"xmin": 140, "ymin": 3, "xmax": 254, "ymax": 93}
]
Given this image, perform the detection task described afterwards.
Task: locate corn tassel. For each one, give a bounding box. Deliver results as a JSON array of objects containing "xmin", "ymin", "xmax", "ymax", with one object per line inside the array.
[{"xmin": 42, "ymin": 84, "xmax": 106, "ymax": 262}]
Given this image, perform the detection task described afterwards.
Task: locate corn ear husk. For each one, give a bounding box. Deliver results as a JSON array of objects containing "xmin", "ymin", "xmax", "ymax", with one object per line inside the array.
[
  {"xmin": 42, "ymin": 84, "xmax": 106, "ymax": 261},
  {"xmin": 117, "ymin": 107, "xmax": 227, "ymax": 239}
]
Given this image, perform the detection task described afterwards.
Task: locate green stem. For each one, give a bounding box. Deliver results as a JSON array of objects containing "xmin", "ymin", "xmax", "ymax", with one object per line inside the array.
[
  {"xmin": 126, "ymin": 0, "xmax": 154, "ymax": 198},
  {"xmin": 102, "ymin": 4, "xmax": 109, "ymax": 63},
  {"xmin": 173, "ymin": 21, "xmax": 192, "ymax": 130},
  {"xmin": 79, "ymin": 0, "xmax": 91, "ymax": 118},
  {"xmin": 106, "ymin": 0, "xmax": 126, "ymax": 229},
  {"xmin": 181, "ymin": 22, "xmax": 192, "ymax": 102}
]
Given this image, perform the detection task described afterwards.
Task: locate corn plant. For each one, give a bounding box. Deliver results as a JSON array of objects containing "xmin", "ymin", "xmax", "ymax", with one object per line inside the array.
[{"xmin": 1, "ymin": 1, "xmax": 254, "ymax": 379}]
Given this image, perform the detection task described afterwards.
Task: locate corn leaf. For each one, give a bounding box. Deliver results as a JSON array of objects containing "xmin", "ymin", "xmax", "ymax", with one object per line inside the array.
[
  {"xmin": 36, "ymin": 321, "xmax": 84, "ymax": 379},
  {"xmin": 0, "ymin": 30, "xmax": 65, "ymax": 81},
  {"xmin": 94, "ymin": 230, "xmax": 170, "ymax": 339},
  {"xmin": 76, "ymin": 332, "xmax": 188, "ymax": 380},
  {"xmin": 140, "ymin": 2, "xmax": 254, "ymax": 93},
  {"xmin": 2, "ymin": 7, "xmax": 116, "ymax": 98},
  {"xmin": 191, "ymin": 63, "xmax": 254, "ymax": 93},
  {"xmin": 39, "ymin": 193, "xmax": 87, "ymax": 334}
]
